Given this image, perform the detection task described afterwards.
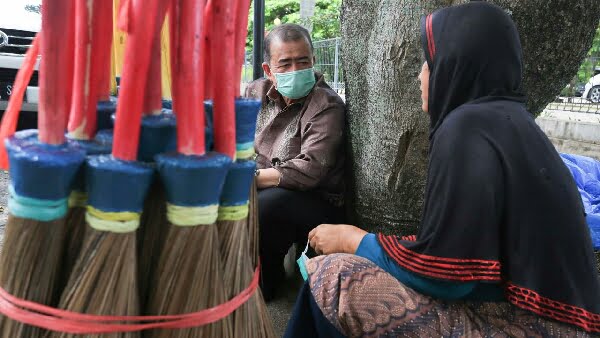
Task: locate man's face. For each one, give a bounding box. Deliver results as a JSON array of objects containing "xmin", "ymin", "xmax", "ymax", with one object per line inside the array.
[{"xmin": 262, "ymin": 37, "xmax": 316, "ymax": 88}]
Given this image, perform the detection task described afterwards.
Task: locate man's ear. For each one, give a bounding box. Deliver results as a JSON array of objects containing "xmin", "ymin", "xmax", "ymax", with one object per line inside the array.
[
  {"xmin": 262, "ymin": 62, "xmax": 272, "ymax": 77},
  {"xmin": 312, "ymin": 55, "xmax": 316, "ymax": 66}
]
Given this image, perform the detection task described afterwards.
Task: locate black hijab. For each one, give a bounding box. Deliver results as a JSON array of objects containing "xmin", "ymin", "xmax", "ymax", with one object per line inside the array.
[{"xmin": 378, "ymin": 2, "xmax": 600, "ymax": 333}]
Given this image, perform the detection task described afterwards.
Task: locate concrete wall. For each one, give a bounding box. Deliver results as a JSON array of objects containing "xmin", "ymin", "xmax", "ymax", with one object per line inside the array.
[{"xmin": 536, "ymin": 117, "xmax": 600, "ymax": 160}]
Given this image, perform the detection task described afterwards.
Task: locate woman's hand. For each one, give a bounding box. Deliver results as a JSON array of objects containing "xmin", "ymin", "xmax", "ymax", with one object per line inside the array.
[{"xmin": 308, "ymin": 224, "xmax": 368, "ymax": 255}]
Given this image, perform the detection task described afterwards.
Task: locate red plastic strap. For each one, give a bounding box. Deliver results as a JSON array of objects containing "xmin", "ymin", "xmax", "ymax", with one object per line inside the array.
[{"xmin": 0, "ymin": 266, "xmax": 259, "ymax": 334}]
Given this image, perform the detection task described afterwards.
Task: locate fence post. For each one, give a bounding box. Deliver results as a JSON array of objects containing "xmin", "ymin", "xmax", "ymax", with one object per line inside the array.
[
  {"xmin": 333, "ymin": 38, "xmax": 340, "ymax": 91},
  {"xmin": 253, "ymin": 0, "xmax": 265, "ymax": 80}
]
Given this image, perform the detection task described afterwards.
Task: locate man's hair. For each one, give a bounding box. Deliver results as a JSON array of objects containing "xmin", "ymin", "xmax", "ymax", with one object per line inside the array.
[{"xmin": 263, "ymin": 23, "xmax": 314, "ymax": 64}]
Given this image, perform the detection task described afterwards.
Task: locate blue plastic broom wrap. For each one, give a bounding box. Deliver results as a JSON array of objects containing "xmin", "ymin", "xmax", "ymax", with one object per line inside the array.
[
  {"xmin": 560, "ymin": 153, "xmax": 600, "ymax": 250},
  {"xmin": 5, "ymin": 130, "xmax": 86, "ymax": 221}
]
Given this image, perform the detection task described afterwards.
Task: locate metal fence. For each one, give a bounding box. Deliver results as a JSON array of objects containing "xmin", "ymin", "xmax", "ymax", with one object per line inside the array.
[
  {"xmin": 544, "ymin": 56, "xmax": 600, "ymax": 116},
  {"xmin": 242, "ymin": 37, "xmax": 345, "ymax": 94}
]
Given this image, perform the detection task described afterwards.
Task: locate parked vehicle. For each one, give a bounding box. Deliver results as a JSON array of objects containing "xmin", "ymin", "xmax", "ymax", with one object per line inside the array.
[
  {"xmin": 583, "ymin": 77, "xmax": 600, "ymax": 103},
  {"xmin": 583, "ymin": 67, "xmax": 600, "ymax": 103},
  {"xmin": 0, "ymin": 1, "xmax": 41, "ymax": 112}
]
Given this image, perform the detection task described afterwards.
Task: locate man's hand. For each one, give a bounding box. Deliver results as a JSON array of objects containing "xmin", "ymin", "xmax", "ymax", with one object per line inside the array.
[
  {"xmin": 308, "ymin": 224, "xmax": 368, "ymax": 255},
  {"xmin": 256, "ymin": 168, "xmax": 282, "ymax": 189}
]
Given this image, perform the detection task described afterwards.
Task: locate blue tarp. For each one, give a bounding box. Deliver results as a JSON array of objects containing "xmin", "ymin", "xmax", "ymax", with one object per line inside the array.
[{"xmin": 560, "ymin": 153, "xmax": 600, "ymax": 250}]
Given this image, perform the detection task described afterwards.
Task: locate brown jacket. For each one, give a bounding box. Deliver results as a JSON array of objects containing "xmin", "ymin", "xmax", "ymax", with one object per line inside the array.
[{"xmin": 245, "ymin": 73, "xmax": 345, "ymax": 205}]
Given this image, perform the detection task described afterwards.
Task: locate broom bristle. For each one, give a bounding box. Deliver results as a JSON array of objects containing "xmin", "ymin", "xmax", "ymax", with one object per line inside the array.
[
  {"xmin": 146, "ymin": 223, "xmax": 233, "ymax": 338},
  {"xmin": 248, "ymin": 180, "xmax": 259, "ymax": 267},
  {"xmin": 218, "ymin": 219, "xmax": 276, "ymax": 337},
  {"xmin": 62, "ymin": 206, "xmax": 87, "ymax": 287},
  {"xmin": 0, "ymin": 215, "xmax": 67, "ymax": 337},
  {"xmin": 51, "ymin": 226, "xmax": 140, "ymax": 338},
  {"xmin": 137, "ymin": 181, "xmax": 168, "ymax": 308}
]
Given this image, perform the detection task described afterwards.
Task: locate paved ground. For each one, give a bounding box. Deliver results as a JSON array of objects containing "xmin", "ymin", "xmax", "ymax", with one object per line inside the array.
[{"xmin": 267, "ymin": 272, "xmax": 303, "ymax": 336}]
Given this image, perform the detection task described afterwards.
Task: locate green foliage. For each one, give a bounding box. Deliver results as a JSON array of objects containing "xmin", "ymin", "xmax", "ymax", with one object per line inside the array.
[
  {"xmin": 247, "ymin": 0, "xmax": 342, "ymax": 50},
  {"xmin": 576, "ymin": 23, "xmax": 600, "ymax": 83}
]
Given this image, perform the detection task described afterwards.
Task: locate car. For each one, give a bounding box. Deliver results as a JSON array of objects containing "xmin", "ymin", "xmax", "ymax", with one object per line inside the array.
[
  {"xmin": 583, "ymin": 67, "xmax": 600, "ymax": 103},
  {"xmin": 0, "ymin": 1, "xmax": 41, "ymax": 112}
]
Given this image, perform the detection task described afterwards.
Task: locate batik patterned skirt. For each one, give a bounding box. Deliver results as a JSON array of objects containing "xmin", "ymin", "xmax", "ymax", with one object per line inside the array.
[{"xmin": 304, "ymin": 254, "xmax": 596, "ymax": 338}]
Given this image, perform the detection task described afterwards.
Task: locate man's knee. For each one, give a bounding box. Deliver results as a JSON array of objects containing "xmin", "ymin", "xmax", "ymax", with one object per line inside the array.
[{"xmin": 258, "ymin": 187, "xmax": 292, "ymax": 222}]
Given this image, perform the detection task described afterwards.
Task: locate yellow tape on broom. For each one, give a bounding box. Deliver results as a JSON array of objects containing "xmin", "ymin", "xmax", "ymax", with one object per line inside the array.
[
  {"xmin": 86, "ymin": 206, "xmax": 140, "ymax": 233},
  {"xmin": 167, "ymin": 203, "xmax": 219, "ymax": 226},
  {"xmin": 68, "ymin": 191, "xmax": 88, "ymax": 208},
  {"xmin": 217, "ymin": 203, "xmax": 249, "ymax": 221},
  {"xmin": 235, "ymin": 148, "xmax": 255, "ymax": 161}
]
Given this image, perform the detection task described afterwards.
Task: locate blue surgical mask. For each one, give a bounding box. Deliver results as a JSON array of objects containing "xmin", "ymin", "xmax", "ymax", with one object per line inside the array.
[
  {"xmin": 296, "ymin": 240, "xmax": 310, "ymax": 281},
  {"xmin": 274, "ymin": 68, "xmax": 316, "ymax": 99}
]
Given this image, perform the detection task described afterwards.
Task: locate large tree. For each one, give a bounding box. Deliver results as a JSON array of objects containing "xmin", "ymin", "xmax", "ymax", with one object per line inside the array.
[{"xmin": 342, "ymin": 0, "xmax": 600, "ymax": 234}]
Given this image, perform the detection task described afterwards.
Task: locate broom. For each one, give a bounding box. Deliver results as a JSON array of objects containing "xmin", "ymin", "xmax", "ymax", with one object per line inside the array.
[
  {"xmin": 49, "ymin": 0, "xmax": 162, "ymax": 336},
  {"xmin": 145, "ymin": 1, "xmax": 233, "ymax": 337},
  {"xmin": 210, "ymin": 0, "xmax": 275, "ymax": 334},
  {"xmin": 63, "ymin": 0, "xmax": 114, "ymax": 284},
  {"xmin": 216, "ymin": 81, "xmax": 274, "ymax": 338},
  {"xmin": 137, "ymin": 0, "xmax": 175, "ymax": 309},
  {"xmin": 218, "ymin": 160, "xmax": 275, "ymax": 337},
  {"xmin": 0, "ymin": 1, "xmax": 86, "ymax": 336}
]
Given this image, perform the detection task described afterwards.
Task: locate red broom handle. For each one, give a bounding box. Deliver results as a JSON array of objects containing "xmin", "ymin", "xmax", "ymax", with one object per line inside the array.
[
  {"xmin": 64, "ymin": 3, "xmax": 76, "ymax": 130},
  {"xmin": 203, "ymin": 0, "xmax": 213, "ymax": 100},
  {"xmin": 84, "ymin": 0, "xmax": 113, "ymax": 137},
  {"xmin": 95, "ymin": 0, "xmax": 113, "ymax": 102},
  {"xmin": 0, "ymin": 36, "xmax": 40, "ymax": 169},
  {"xmin": 143, "ymin": 40, "xmax": 162, "ymax": 115},
  {"xmin": 112, "ymin": 0, "xmax": 163, "ymax": 160},
  {"xmin": 39, "ymin": 0, "xmax": 75, "ymax": 145},
  {"xmin": 67, "ymin": 0, "xmax": 91, "ymax": 139},
  {"xmin": 210, "ymin": 0, "xmax": 236, "ymax": 159},
  {"xmin": 174, "ymin": 0, "xmax": 205, "ymax": 155},
  {"xmin": 168, "ymin": 0, "xmax": 179, "ymax": 115},
  {"xmin": 233, "ymin": 0, "xmax": 251, "ymax": 97},
  {"xmin": 143, "ymin": 4, "xmax": 169, "ymax": 116}
]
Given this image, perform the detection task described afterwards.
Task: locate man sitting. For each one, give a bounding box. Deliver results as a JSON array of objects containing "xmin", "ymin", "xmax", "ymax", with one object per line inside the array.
[{"xmin": 244, "ymin": 23, "xmax": 346, "ymax": 301}]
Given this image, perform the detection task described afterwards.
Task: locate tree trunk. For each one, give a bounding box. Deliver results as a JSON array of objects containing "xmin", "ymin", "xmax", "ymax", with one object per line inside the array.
[{"xmin": 342, "ymin": 0, "xmax": 600, "ymax": 234}]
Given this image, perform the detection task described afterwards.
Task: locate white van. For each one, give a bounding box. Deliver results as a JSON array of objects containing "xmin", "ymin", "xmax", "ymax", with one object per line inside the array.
[{"xmin": 0, "ymin": 1, "xmax": 41, "ymax": 112}]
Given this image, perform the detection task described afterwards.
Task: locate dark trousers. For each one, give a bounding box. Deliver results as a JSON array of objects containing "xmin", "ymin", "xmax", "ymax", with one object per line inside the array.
[{"xmin": 259, "ymin": 187, "xmax": 343, "ymax": 294}]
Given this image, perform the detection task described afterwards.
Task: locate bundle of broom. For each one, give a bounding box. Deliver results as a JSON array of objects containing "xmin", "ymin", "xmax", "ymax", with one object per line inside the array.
[
  {"xmin": 0, "ymin": 1, "xmax": 86, "ymax": 337},
  {"xmin": 63, "ymin": 0, "xmax": 115, "ymax": 283},
  {"xmin": 49, "ymin": 0, "xmax": 164, "ymax": 336},
  {"xmin": 145, "ymin": 1, "xmax": 233, "ymax": 337}
]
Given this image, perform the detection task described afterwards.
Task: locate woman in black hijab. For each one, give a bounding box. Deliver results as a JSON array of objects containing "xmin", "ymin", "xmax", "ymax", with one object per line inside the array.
[{"xmin": 284, "ymin": 2, "xmax": 600, "ymax": 337}]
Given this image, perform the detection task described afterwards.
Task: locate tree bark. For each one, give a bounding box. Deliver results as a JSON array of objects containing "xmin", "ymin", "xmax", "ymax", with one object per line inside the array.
[{"xmin": 342, "ymin": 0, "xmax": 600, "ymax": 234}]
